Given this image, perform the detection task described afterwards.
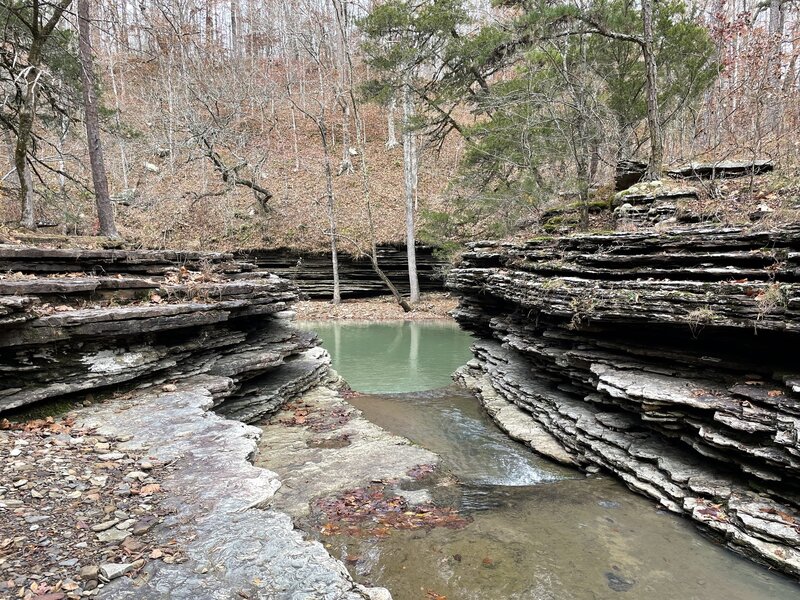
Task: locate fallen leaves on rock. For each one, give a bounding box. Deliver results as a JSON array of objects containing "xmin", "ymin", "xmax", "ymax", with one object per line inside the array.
[
  {"xmin": 277, "ymin": 401, "xmax": 352, "ymax": 433},
  {"xmin": 138, "ymin": 484, "xmax": 161, "ymax": 496},
  {"xmin": 337, "ymin": 382, "xmax": 361, "ymax": 400},
  {"xmin": 406, "ymin": 464, "xmax": 436, "ymax": 480},
  {"xmin": 759, "ymin": 506, "xmax": 800, "ymax": 530},
  {"xmin": 0, "ymin": 414, "xmax": 182, "ymax": 599}
]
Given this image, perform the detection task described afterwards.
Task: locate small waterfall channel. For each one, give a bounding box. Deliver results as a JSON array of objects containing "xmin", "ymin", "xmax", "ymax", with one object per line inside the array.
[{"xmin": 297, "ymin": 321, "xmax": 798, "ymax": 600}]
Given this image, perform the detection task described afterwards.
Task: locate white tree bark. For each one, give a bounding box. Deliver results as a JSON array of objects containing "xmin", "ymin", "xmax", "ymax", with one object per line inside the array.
[
  {"xmin": 641, "ymin": 0, "xmax": 663, "ymax": 180},
  {"xmin": 767, "ymin": 0, "xmax": 784, "ymax": 126},
  {"xmin": 386, "ymin": 93, "xmax": 399, "ymax": 149},
  {"xmin": 322, "ymin": 130, "xmax": 341, "ymax": 305},
  {"xmin": 402, "ymin": 75, "xmax": 420, "ymax": 303},
  {"xmin": 337, "ymin": 93, "xmax": 354, "ymax": 175}
]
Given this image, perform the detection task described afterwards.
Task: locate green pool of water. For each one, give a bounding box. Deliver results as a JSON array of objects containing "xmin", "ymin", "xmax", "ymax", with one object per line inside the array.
[{"xmin": 296, "ymin": 321, "xmax": 474, "ymax": 393}]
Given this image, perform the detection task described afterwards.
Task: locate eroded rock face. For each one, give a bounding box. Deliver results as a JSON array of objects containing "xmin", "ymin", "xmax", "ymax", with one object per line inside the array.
[
  {"xmin": 0, "ymin": 246, "xmax": 390, "ymax": 598},
  {"xmin": 448, "ymin": 226, "xmax": 800, "ymax": 577},
  {"xmin": 0, "ymin": 245, "xmax": 327, "ymax": 422},
  {"xmin": 238, "ymin": 245, "xmax": 446, "ymax": 299}
]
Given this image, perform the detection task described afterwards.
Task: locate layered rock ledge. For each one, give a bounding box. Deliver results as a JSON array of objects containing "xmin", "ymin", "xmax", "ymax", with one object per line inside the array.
[
  {"xmin": 0, "ymin": 245, "xmax": 324, "ymax": 419},
  {"xmin": 448, "ymin": 225, "xmax": 800, "ymax": 578},
  {"xmin": 238, "ymin": 245, "xmax": 446, "ymax": 299},
  {"xmin": 0, "ymin": 245, "xmax": 390, "ymax": 598},
  {"xmin": 79, "ymin": 380, "xmax": 387, "ymax": 600}
]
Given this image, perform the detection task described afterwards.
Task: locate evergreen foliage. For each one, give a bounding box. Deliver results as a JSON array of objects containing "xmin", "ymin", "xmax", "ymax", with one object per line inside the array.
[{"xmin": 362, "ymin": 0, "xmax": 716, "ymax": 245}]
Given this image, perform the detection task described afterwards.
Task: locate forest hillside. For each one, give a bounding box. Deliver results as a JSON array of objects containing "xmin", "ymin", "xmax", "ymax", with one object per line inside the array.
[{"xmin": 0, "ymin": 0, "xmax": 799, "ymax": 252}]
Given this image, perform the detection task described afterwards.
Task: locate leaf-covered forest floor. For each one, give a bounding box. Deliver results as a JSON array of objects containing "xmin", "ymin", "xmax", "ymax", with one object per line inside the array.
[
  {"xmin": 0, "ymin": 411, "xmax": 179, "ymax": 600},
  {"xmin": 0, "ymin": 162, "xmax": 800, "ymax": 253}
]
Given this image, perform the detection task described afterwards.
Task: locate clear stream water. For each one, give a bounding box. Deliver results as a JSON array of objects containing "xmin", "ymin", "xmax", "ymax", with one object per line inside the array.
[{"xmin": 299, "ymin": 321, "xmax": 799, "ymax": 600}]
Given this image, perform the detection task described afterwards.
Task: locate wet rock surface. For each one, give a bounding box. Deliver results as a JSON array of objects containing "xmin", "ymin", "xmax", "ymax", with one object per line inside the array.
[
  {"xmin": 76, "ymin": 381, "xmax": 386, "ymax": 600},
  {"xmin": 448, "ymin": 225, "xmax": 800, "ymax": 578},
  {"xmin": 257, "ymin": 383, "xmax": 440, "ymax": 517}
]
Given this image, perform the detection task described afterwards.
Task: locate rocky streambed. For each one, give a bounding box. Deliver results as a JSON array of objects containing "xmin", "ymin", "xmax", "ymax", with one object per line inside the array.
[{"xmin": 447, "ymin": 225, "xmax": 800, "ymax": 578}]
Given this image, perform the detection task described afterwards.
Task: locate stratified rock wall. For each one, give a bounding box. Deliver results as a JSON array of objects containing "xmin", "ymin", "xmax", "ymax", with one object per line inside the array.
[
  {"xmin": 0, "ymin": 245, "xmax": 328, "ymax": 422},
  {"xmin": 448, "ymin": 226, "xmax": 800, "ymax": 577},
  {"xmin": 239, "ymin": 245, "xmax": 446, "ymax": 298}
]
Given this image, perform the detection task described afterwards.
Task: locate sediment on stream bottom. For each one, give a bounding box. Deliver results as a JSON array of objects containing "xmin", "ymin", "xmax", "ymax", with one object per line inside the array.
[{"xmin": 447, "ymin": 225, "xmax": 800, "ymax": 578}]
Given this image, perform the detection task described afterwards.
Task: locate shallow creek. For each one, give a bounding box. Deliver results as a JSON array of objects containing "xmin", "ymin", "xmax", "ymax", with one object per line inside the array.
[{"xmin": 297, "ymin": 321, "xmax": 798, "ymax": 600}]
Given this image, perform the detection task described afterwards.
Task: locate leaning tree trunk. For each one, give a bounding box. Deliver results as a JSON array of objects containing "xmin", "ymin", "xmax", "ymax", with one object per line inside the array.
[
  {"xmin": 78, "ymin": 0, "xmax": 119, "ymax": 238},
  {"xmin": 641, "ymin": 0, "xmax": 663, "ymax": 180},
  {"xmin": 401, "ymin": 74, "xmax": 420, "ymax": 303}
]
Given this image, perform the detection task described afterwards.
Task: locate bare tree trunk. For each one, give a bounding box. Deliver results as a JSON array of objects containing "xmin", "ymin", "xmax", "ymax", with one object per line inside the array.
[
  {"xmin": 290, "ymin": 106, "xmax": 301, "ymax": 171},
  {"xmin": 119, "ymin": 0, "xmax": 129, "ymax": 50},
  {"xmin": 205, "ymin": 0, "xmax": 215, "ymax": 45},
  {"xmin": 4, "ymin": 131, "xmax": 18, "ymax": 183},
  {"xmin": 230, "ymin": 0, "xmax": 240, "ymax": 54},
  {"xmin": 314, "ymin": 61, "xmax": 341, "ymax": 304},
  {"xmin": 15, "ymin": 67, "xmax": 38, "ymax": 230},
  {"xmin": 56, "ymin": 114, "xmax": 68, "ymax": 194},
  {"xmin": 78, "ymin": 0, "xmax": 119, "ymax": 238},
  {"xmin": 330, "ymin": 0, "xmax": 410, "ymax": 311},
  {"xmin": 319, "ymin": 117, "xmax": 341, "ymax": 304},
  {"xmin": 574, "ymin": 36, "xmax": 590, "ymax": 229},
  {"xmin": 767, "ymin": 0, "xmax": 784, "ymax": 127},
  {"xmin": 279, "ymin": 3, "xmax": 301, "ymax": 172},
  {"xmin": 402, "ymin": 74, "xmax": 420, "ymax": 303},
  {"xmin": 386, "ymin": 93, "xmax": 399, "ymax": 149},
  {"xmin": 337, "ymin": 92, "xmax": 354, "ymax": 175},
  {"xmin": 4, "ymin": 130, "xmax": 34, "ymax": 210},
  {"xmin": 641, "ymin": 0, "xmax": 663, "ymax": 180},
  {"xmin": 108, "ymin": 56, "xmax": 129, "ymax": 188},
  {"xmin": 11, "ymin": 0, "xmax": 74, "ymax": 230},
  {"xmin": 134, "ymin": 0, "xmax": 146, "ymax": 51}
]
